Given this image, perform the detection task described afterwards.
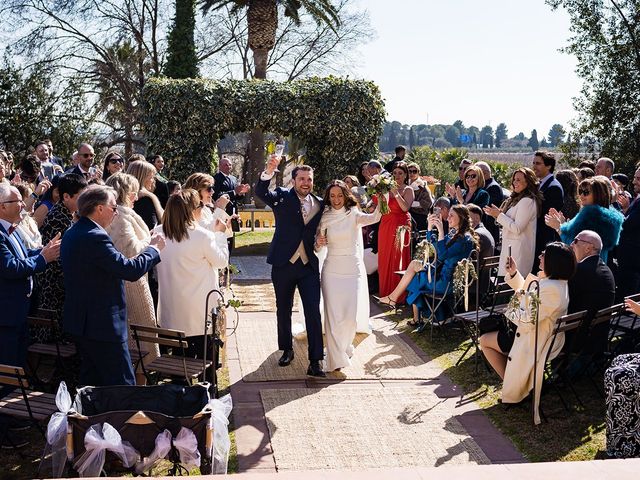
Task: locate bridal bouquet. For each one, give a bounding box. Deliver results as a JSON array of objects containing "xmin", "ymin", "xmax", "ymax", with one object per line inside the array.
[{"xmin": 366, "ymin": 172, "xmax": 396, "ymax": 214}]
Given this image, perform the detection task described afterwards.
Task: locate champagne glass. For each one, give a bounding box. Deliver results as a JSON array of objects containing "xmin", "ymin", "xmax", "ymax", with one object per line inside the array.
[{"xmin": 265, "ymin": 140, "xmax": 284, "ymax": 173}]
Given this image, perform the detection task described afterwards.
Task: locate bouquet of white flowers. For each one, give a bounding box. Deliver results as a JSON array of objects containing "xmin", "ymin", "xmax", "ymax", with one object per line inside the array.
[{"xmin": 366, "ymin": 172, "xmax": 397, "ymax": 214}]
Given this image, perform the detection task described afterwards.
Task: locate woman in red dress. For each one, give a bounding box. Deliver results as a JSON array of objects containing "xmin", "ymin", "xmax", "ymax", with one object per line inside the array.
[{"xmin": 377, "ymin": 162, "xmax": 414, "ymax": 301}]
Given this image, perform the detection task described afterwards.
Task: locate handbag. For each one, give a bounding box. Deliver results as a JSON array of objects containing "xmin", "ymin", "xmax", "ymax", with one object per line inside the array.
[{"xmin": 478, "ymin": 312, "xmax": 508, "ymax": 335}]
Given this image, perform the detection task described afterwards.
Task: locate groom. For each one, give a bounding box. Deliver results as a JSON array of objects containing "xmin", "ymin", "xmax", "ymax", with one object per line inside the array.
[{"xmin": 255, "ymin": 154, "xmax": 325, "ymax": 377}]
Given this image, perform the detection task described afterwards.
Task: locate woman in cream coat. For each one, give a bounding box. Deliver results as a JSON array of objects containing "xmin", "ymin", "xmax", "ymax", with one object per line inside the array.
[
  {"xmin": 479, "ymin": 242, "xmax": 576, "ymax": 424},
  {"xmin": 105, "ymin": 173, "xmax": 160, "ymax": 382},
  {"xmin": 155, "ymin": 189, "xmax": 229, "ymax": 358},
  {"xmin": 484, "ymin": 167, "xmax": 542, "ymax": 277}
]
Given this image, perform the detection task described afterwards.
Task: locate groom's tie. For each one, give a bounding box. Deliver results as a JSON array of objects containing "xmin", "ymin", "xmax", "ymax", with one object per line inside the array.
[{"xmin": 300, "ymin": 197, "xmax": 309, "ymax": 223}]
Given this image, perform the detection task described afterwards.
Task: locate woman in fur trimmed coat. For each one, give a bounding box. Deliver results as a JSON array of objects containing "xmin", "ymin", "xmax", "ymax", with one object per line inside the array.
[
  {"xmin": 546, "ymin": 176, "xmax": 624, "ymax": 263},
  {"xmin": 105, "ymin": 173, "xmax": 160, "ymax": 383}
]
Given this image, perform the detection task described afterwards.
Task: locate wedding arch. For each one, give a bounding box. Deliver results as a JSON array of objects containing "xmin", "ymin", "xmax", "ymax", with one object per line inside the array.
[{"xmin": 143, "ymin": 76, "xmax": 386, "ymax": 188}]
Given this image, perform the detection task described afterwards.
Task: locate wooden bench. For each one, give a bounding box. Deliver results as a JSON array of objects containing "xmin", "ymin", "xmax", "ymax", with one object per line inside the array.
[{"xmin": 130, "ymin": 324, "xmax": 211, "ymax": 385}]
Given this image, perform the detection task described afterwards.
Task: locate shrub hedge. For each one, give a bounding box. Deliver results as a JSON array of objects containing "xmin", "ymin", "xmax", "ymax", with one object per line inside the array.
[{"xmin": 142, "ymin": 76, "xmax": 386, "ymax": 188}]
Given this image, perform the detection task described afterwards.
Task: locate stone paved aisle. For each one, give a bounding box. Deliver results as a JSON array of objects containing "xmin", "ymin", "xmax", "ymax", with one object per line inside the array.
[{"xmin": 227, "ymin": 256, "xmax": 524, "ymax": 473}]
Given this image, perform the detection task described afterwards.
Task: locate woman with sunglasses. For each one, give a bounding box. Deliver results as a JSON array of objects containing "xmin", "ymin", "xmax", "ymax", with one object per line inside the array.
[
  {"xmin": 446, "ymin": 164, "xmax": 490, "ymax": 209},
  {"xmin": 102, "ymin": 152, "xmax": 125, "ymax": 181},
  {"xmin": 155, "ymin": 189, "xmax": 229, "ymax": 359},
  {"xmin": 184, "ymin": 173, "xmax": 232, "ymax": 236},
  {"xmin": 545, "ymin": 176, "xmax": 624, "ymax": 262},
  {"xmin": 479, "ymin": 242, "xmax": 576, "ymax": 425},
  {"xmin": 484, "ymin": 167, "xmax": 542, "ymax": 277}
]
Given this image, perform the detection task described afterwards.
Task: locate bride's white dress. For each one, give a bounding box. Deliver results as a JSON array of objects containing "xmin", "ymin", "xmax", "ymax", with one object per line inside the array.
[{"xmin": 319, "ymin": 206, "xmax": 381, "ymax": 371}]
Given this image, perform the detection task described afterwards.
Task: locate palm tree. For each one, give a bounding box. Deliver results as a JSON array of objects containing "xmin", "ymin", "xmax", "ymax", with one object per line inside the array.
[
  {"xmin": 201, "ymin": 0, "xmax": 341, "ymax": 79},
  {"xmin": 200, "ymin": 0, "xmax": 341, "ymax": 202}
]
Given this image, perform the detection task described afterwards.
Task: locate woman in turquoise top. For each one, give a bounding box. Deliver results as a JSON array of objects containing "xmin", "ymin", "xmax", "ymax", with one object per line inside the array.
[
  {"xmin": 546, "ymin": 176, "xmax": 624, "ymax": 263},
  {"xmin": 376, "ymin": 204, "xmax": 477, "ymax": 325}
]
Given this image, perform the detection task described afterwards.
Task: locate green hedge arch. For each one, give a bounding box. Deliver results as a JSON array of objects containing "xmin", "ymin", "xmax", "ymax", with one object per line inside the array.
[{"xmin": 142, "ymin": 76, "xmax": 386, "ymax": 190}]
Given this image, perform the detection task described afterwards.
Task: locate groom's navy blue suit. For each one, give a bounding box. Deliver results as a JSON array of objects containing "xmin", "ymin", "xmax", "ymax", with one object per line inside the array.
[{"xmin": 255, "ymin": 177, "xmax": 324, "ymax": 361}]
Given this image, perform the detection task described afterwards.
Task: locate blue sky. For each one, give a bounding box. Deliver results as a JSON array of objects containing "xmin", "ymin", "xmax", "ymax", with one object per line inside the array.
[{"xmin": 350, "ymin": 0, "xmax": 581, "ymax": 139}]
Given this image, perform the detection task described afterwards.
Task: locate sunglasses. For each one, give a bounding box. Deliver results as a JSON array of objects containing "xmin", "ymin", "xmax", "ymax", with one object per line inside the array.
[
  {"xmin": 465, "ymin": 174, "xmax": 477, "ymax": 180},
  {"xmin": 80, "ymin": 153, "xmax": 95, "ymax": 158},
  {"xmin": 572, "ymin": 237, "xmax": 594, "ymax": 246},
  {"xmin": 109, "ymin": 158, "xmax": 124, "ymax": 164},
  {"xmin": 408, "ymin": 169, "xmax": 418, "ymax": 174},
  {"xmin": 578, "ymin": 188, "xmax": 591, "ymax": 196},
  {"xmin": 205, "ymin": 185, "xmax": 215, "ymax": 192}
]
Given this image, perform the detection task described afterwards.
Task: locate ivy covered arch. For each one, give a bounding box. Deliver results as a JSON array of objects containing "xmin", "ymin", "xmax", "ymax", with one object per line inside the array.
[{"xmin": 143, "ymin": 76, "xmax": 386, "ymax": 189}]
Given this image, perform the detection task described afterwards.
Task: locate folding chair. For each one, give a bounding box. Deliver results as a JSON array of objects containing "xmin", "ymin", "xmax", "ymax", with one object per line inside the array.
[
  {"xmin": 27, "ymin": 308, "xmax": 77, "ymax": 390},
  {"xmin": 130, "ymin": 324, "xmax": 212, "ymax": 386},
  {"xmin": 608, "ymin": 293, "xmax": 640, "ymax": 356},
  {"xmin": 0, "ymin": 364, "xmax": 58, "ymax": 448}
]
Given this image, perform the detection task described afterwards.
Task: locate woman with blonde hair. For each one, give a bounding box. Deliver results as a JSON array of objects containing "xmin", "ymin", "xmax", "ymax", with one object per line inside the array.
[
  {"xmin": 155, "ymin": 189, "xmax": 229, "ymax": 358},
  {"xmin": 105, "ymin": 173, "xmax": 160, "ymax": 382},
  {"xmin": 126, "ymin": 160, "xmax": 164, "ymax": 230},
  {"xmin": 446, "ymin": 164, "xmax": 490, "ymax": 208},
  {"xmin": 484, "ymin": 167, "xmax": 542, "ymax": 277}
]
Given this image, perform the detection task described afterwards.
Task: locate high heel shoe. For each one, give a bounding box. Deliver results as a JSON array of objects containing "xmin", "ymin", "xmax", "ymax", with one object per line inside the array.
[{"xmin": 374, "ymin": 296, "xmax": 397, "ymax": 308}]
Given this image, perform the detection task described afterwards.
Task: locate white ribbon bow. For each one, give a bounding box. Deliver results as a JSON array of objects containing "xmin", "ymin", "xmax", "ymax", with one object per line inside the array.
[
  {"xmin": 44, "ymin": 382, "xmax": 74, "ymax": 478},
  {"xmin": 208, "ymin": 394, "xmax": 233, "ymax": 474},
  {"xmin": 74, "ymin": 423, "xmax": 139, "ymax": 477}
]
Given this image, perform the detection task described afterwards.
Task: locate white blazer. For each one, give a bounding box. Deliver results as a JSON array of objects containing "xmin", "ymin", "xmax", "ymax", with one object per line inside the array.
[
  {"xmin": 497, "ymin": 196, "xmax": 537, "ymax": 276},
  {"xmin": 156, "ymin": 224, "xmax": 229, "ymax": 337}
]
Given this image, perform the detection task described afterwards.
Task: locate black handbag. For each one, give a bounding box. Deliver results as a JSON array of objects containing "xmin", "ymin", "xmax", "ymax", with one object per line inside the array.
[{"xmin": 478, "ymin": 312, "xmax": 508, "ymax": 335}]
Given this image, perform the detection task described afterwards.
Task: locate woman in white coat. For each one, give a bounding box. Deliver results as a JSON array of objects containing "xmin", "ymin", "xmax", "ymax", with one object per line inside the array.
[
  {"xmin": 315, "ymin": 180, "xmax": 381, "ymax": 372},
  {"xmin": 155, "ymin": 189, "xmax": 229, "ymax": 358},
  {"xmin": 105, "ymin": 173, "xmax": 160, "ymax": 383},
  {"xmin": 184, "ymin": 173, "xmax": 232, "ymax": 238},
  {"xmin": 484, "ymin": 167, "xmax": 542, "ymax": 277},
  {"xmin": 479, "ymin": 242, "xmax": 576, "ymax": 424}
]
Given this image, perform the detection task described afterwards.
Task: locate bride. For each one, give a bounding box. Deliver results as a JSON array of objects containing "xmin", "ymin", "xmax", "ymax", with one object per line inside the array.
[{"xmin": 315, "ymin": 180, "xmax": 382, "ymax": 372}]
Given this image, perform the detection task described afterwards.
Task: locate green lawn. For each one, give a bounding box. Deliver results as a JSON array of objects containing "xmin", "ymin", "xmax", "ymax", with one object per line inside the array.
[
  {"xmin": 233, "ymin": 229, "xmax": 274, "ymax": 256},
  {"xmin": 381, "ymin": 308, "xmax": 607, "ymax": 462}
]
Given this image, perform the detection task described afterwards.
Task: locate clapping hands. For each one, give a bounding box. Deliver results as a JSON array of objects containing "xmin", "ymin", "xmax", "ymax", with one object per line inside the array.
[
  {"xmin": 544, "ymin": 208, "xmax": 565, "ymax": 231},
  {"xmin": 41, "ymin": 232, "xmax": 62, "ymax": 263},
  {"xmin": 483, "ymin": 204, "xmax": 501, "ymax": 219}
]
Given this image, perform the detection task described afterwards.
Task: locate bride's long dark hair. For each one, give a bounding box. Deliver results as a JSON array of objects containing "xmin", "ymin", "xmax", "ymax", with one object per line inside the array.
[{"xmin": 322, "ymin": 180, "xmax": 358, "ymax": 212}]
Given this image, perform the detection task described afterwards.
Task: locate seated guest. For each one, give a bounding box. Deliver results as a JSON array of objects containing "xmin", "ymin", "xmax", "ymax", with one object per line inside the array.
[
  {"xmin": 35, "ymin": 173, "xmax": 87, "ymax": 342},
  {"xmin": 407, "ymin": 162, "xmax": 433, "ymax": 232},
  {"xmin": 61, "ymin": 185, "xmax": 163, "ymax": 386},
  {"xmin": 475, "ymin": 161, "xmax": 505, "ymax": 244},
  {"xmin": 432, "ymin": 196, "xmax": 451, "ymax": 235},
  {"xmin": 446, "ymin": 164, "xmax": 490, "ymax": 208},
  {"xmin": 566, "ymin": 230, "xmax": 615, "ymax": 355},
  {"xmin": 479, "ymin": 242, "xmax": 576, "ymax": 425},
  {"xmin": 545, "ymin": 176, "xmax": 624, "ymax": 263},
  {"xmin": 155, "ymin": 189, "xmax": 229, "ymax": 359},
  {"xmin": 376, "ymin": 205, "xmax": 477, "ymax": 326},
  {"xmin": 468, "ymin": 204, "xmax": 494, "ymax": 261},
  {"xmin": 105, "ymin": 173, "xmax": 160, "ymax": 383}
]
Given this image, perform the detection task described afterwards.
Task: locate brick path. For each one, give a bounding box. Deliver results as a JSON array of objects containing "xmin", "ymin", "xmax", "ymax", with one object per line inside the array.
[{"xmin": 227, "ymin": 256, "xmax": 524, "ymax": 473}]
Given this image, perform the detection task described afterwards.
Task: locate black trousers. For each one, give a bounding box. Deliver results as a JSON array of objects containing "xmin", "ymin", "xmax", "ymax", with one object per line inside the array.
[{"xmin": 271, "ymin": 260, "xmax": 323, "ymax": 361}]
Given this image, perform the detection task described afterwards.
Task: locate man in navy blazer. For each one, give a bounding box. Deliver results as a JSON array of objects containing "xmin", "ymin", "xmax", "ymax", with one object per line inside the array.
[
  {"xmin": 532, "ymin": 150, "xmax": 564, "ymax": 272},
  {"xmin": 616, "ymin": 167, "xmax": 640, "ymax": 301},
  {"xmin": 255, "ymin": 155, "xmax": 325, "ymax": 377},
  {"xmin": 61, "ymin": 185, "xmax": 163, "ymax": 386},
  {"xmin": 0, "ymin": 184, "xmax": 61, "ymax": 369}
]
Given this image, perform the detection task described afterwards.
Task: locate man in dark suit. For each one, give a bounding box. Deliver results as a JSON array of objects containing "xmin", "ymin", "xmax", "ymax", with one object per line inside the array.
[
  {"xmin": 61, "ymin": 185, "xmax": 163, "ymax": 386},
  {"xmin": 615, "ymin": 166, "xmax": 640, "ymax": 301},
  {"xmin": 255, "ymin": 155, "xmax": 325, "ymax": 377},
  {"xmin": 0, "ymin": 184, "xmax": 61, "ymax": 368},
  {"xmin": 383, "ymin": 145, "xmax": 406, "ymax": 173},
  {"xmin": 69, "ymin": 142, "xmax": 99, "ymax": 180},
  {"xmin": 214, "ymin": 156, "xmax": 249, "ymax": 250},
  {"xmin": 532, "ymin": 150, "xmax": 564, "ymax": 272},
  {"xmin": 567, "ymin": 230, "xmax": 615, "ymax": 356}
]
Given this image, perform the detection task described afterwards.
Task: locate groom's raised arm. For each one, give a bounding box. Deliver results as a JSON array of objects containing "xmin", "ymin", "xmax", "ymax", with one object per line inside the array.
[{"xmin": 254, "ymin": 154, "xmax": 281, "ymax": 207}]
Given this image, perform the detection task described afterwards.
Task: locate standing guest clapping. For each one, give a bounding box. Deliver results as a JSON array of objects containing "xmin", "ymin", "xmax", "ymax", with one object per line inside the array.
[
  {"xmin": 484, "ymin": 167, "xmax": 541, "ymax": 277},
  {"xmin": 446, "ymin": 164, "xmax": 490, "ymax": 208},
  {"xmin": 105, "ymin": 173, "xmax": 160, "ymax": 382},
  {"xmin": 61, "ymin": 185, "xmax": 163, "ymax": 386},
  {"xmin": 0, "ymin": 184, "xmax": 61, "ymax": 368},
  {"xmin": 155, "ymin": 189, "xmax": 229, "ymax": 359},
  {"xmin": 377, "ymin": 162, "xmax": 414, "ymax": 302}
]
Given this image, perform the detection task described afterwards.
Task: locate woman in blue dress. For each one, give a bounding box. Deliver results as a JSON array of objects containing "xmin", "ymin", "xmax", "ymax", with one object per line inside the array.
[{"xmin": 376, "ymin": 204, "xmax": 477, "ymax": 325}]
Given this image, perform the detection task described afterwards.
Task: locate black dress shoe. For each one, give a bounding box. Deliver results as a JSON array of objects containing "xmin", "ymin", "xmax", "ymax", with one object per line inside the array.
[
  {"xmin": 278, "ymin": 349, "xmax": 294, "ymax": 367},
  {"xmin": 307, "ymin": 361, "xmax": 326, "ymax": 378}
]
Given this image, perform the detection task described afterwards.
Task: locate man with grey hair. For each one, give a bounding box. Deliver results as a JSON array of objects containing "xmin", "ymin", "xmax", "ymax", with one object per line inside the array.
[
  {"xmin": 567, "ymin": 230, "xmax": 615, "ymax": 355},
  {"xmin": 61, "ymin": 185, "xmax": 164, "ymax": 386},
  {"xmin": 0, "ymin": 184, "xmax": 61, "ymax": 370},
  {"xmin": 595, "ymin": 157, "xmax": 615, "ymax": 179},
  {"xmin": 433, "ymin": 196, "xmax": 451, "ymax": 235},
  {"xmin": 475, "ymin": 161, "xmax": 505, "ymax": 243}
]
